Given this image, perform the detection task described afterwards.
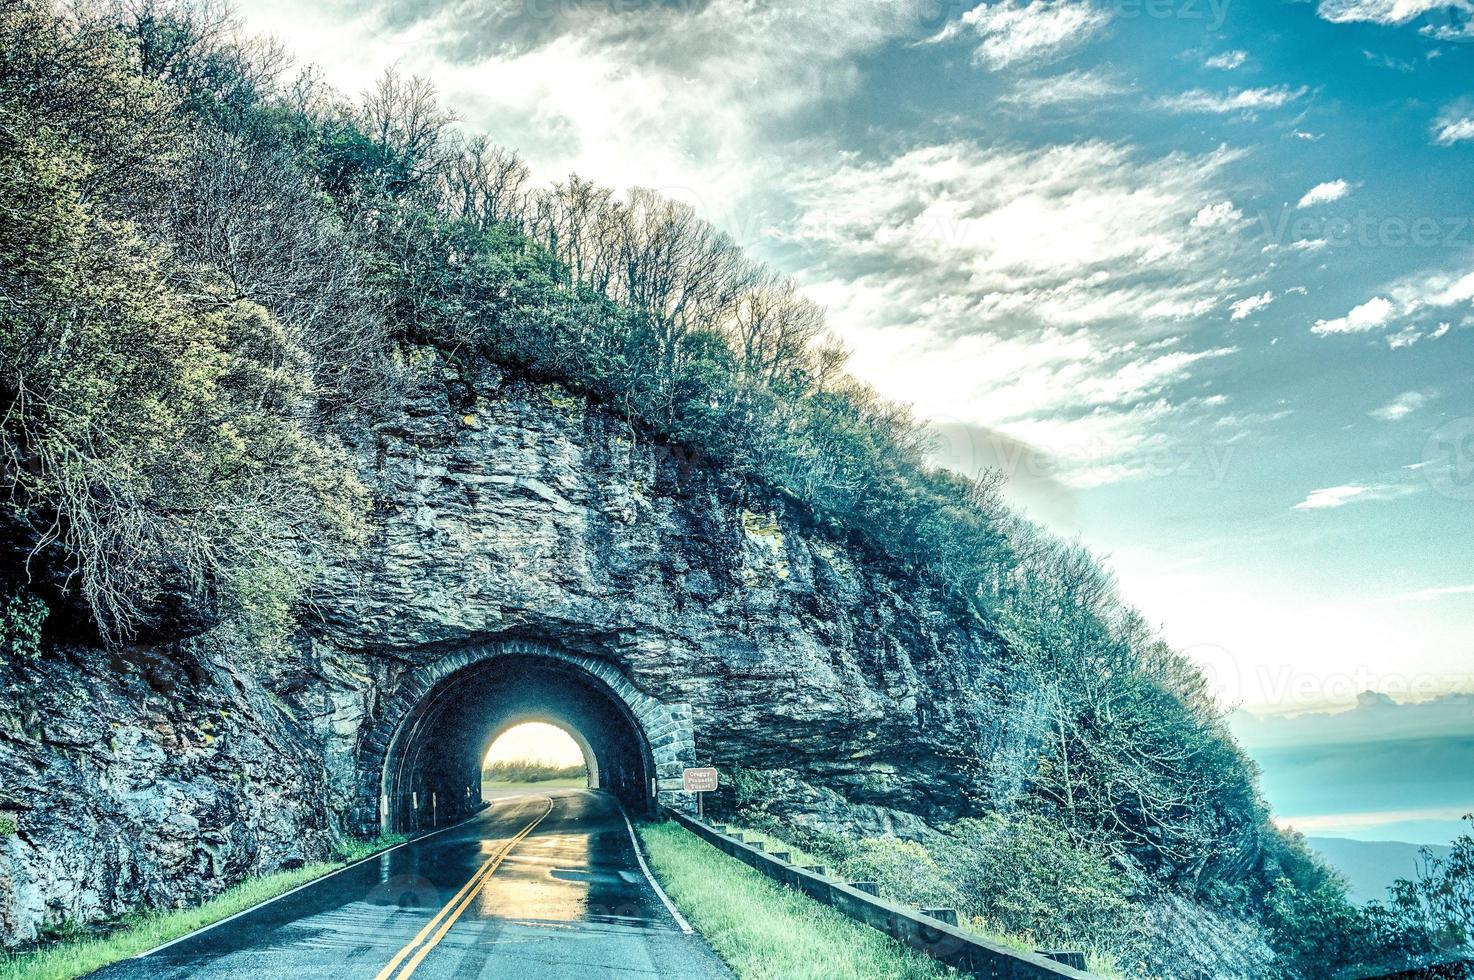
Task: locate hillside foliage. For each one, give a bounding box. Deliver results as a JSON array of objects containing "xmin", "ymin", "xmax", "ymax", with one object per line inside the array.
[{"xmin": 0, "ymin": 3, "xmax": 1460, "ymax": 976}]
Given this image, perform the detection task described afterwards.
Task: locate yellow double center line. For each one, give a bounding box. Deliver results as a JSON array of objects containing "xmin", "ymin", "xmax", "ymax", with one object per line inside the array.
[{"xmin": 375, "ymin": 796, "xmax": 555, "ymax": 980}]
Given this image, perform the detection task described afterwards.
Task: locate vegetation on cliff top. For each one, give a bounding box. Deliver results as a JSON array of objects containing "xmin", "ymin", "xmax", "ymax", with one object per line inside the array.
[{"xmin": 1, "ymin": 2, "xmax": 1466, "ymax": 975}]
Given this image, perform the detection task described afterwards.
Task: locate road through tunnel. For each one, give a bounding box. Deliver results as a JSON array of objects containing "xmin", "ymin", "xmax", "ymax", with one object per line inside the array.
[{"xmin": 360, "ymin": 642, "xmax": 696, "ymax": 834}]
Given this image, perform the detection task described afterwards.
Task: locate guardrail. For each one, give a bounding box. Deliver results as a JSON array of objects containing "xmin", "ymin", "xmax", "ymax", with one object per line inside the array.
[{"xmin": 662, "ymin": 808, "xmax": 1096, "ymax": 979}]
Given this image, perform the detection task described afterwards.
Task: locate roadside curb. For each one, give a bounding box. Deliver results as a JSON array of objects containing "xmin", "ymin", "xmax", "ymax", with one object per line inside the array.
[{"xmin": 619, "ymin": 803, "xmax": 693, "ymax": 934}]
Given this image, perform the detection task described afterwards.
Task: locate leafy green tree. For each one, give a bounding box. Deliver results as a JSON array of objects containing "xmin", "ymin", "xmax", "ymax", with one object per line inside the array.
[
  {"xmin": 1263, "ymin": 874, "xmax": 1372, "ymax": 978},
  {"xmin": 1357, "ymin": 815, "xmax": 1474, "ymax": 971}
]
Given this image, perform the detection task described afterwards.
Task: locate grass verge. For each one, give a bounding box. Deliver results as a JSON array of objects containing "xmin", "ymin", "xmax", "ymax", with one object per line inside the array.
[
  {"xmin": 0, "ymin": 833, "xmax": 407, "ymax": 980},
  {"xmin": 637, "ymin": 820, "xmax": 955, "ymax": 980}
]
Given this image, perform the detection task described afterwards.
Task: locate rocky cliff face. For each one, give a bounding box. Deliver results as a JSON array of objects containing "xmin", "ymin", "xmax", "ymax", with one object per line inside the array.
[{"xmin": 0, "ymin": 349, "xmax": 1013, "ymax": 946}]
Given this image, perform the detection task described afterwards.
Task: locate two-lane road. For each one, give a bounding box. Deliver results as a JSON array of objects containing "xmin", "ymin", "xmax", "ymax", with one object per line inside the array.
[{"xmin": 92, "ymin": 790, "xmax": 732, "ymax": 979}]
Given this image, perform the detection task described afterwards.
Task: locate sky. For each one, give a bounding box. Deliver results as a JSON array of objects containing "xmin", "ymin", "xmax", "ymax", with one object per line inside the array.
[
  {"xmin": 1230, "ymin": 691, "xmax": 1473, "ymax": 843},
  {"xmin": 233, "ymin": 0, "xmax": 1474, "ymax": 711},
  {"xmin": 484, "ymin": 722, "xmax": 587, "ymax": 767}
]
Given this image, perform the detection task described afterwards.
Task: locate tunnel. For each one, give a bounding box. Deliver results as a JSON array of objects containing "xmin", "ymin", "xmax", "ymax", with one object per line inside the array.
[{"xmin": 363, "ymin": 643, "xmax": 694, "ymax": 834}]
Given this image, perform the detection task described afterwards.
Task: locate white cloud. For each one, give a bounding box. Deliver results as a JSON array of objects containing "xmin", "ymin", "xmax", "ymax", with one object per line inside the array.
[
  {"xmin": 1316, "ymin": 0, "xmax": 1474, "ymax": 27},
  {"xmin": 1425, "ymin": 270, "xmax": 1474, "ymax": 305},
  {"xmin": 1393, "ymin": 584, "xmax": 1474, "ymax": 602},
  {"xmin": 783, "ymin": 139, "xmax": 1256, "ymax": 486},
  {"xmin": 786, "ymin": 141, "xmax": 1249, "ymax": 334},
  {"xmin": 1423, "ymin": 19, "xmax": 1474, "ymax": 40},
  {"xmin": 1370, "ymin": 390, "xmax": 1428, "ymax": 421},
  {"xmin": 1293, "ymin": 483, "xmax": 1413, "ymax": 510},
  {"xmin": 1230, "ymin": 291, "xmax": 1276, "ymax": 320},
  {"xmin": 1317, "ymin": 260, "xmax": 1474, "ymax": 339},
  {"xmin": 233, "ymin": 0, "xmax": 921, "ymax": 216},
  {"xmin": 1204, "ymin": 50, "xmax": 1248, "ymax": 70},
  {"xmin": 1312, "ymin": 296, "xmax": 1395, "ymax": 335},
  {"xmin": 1297, "ymin": 179, "xmax": 1354, "ymax": 208},
  {"xmin": 1434, "ymin": 115, "xmax": 1474, "ymax": 146},
  {"xmin": 930, "ymin": 0, "xmax": 1112, "ymax": 71},
  {"xmin": 1000, "ymin": 68, "xmax": 1126, "ymax": 106},
  {"xmin": 1192, "ymin": 201, "xmax": 1245, "ymax": 229},
  {"xmin": 1294, "ymin": 485, "xmax": 1370, "ymax": 509},
  {"xmin": 1387, "ymin": 320, "xmax": 1450, "ymax": 348},
  {"xmin": 1387, "ymin": 324, "xmax": 1425, "ymax": 349},
  {"xmin": 1278, "ymin": 806, "xmax": 1474, "ymax": 834},
  {"xmin": 1160, "ymin": 86, "xmax": 1308, "ymax": 115}
]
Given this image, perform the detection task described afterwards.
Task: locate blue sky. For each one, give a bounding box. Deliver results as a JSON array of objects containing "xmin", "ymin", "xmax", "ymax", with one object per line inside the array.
[{"xmin": 235, "ymin": 0, "xmax": 1474, "ymax": 709}]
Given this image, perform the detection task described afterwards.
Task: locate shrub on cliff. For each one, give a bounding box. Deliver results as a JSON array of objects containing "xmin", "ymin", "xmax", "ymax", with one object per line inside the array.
[
  {"xmin": 933, "ymin": 815, "xmax": 1141, "ymax": 952},
  {"xmin": 0, "ymin": 1, "xmax": 365, "ymax": 642},
  {"xmin": 841, "ymin": 836, "xmax": 969, "ymax": 913}
]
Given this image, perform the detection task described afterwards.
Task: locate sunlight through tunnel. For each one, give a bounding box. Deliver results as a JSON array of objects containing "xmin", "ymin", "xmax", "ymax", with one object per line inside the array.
[{"xmin": 378, "ymin": 653, "xmax": 660, "ymax": 833}]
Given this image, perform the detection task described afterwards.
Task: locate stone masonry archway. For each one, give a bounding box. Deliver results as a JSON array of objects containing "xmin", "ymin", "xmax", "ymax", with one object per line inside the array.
[{"xmin": 354, "ymin": 640, "xmax": 696, "ymax": 833}]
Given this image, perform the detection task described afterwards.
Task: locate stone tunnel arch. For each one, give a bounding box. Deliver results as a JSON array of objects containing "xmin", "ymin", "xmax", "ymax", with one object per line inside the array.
[{"xmin": 355, "ymin": 641, "xmax": 695, "ymax": 834}]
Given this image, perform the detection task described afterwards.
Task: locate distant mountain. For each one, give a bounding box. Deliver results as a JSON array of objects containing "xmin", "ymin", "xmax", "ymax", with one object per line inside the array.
[
  {"xmin": 1308, "ymin": 837, "xmax": 1454, "ymax": 906},
  {"xmin": 1228, "ymin": 691, "xmax": 1474, "ymax": 846},
  {"xmin": 1230, "ymin": 691, "xmax": 1474, "ymax": 752}
]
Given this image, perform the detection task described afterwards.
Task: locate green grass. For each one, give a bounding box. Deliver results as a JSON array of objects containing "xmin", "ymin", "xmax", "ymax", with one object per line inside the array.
[
  {"xmin": 637, "ymin": 820, "xmax": 956, "ymax": 980},
  {"xmin": 333, "ymin": 832, "xmax": 408, "ymax": 863},
  {"xmin": 0, "ymin": 833, "xmax": 407, "ymax": 980}
]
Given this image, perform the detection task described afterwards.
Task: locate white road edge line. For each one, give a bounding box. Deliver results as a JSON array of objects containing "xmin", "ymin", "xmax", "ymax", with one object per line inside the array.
[
  {"xmin": 132, "ymin": 801, "xmax": 507, "ymax": 959},
  {"xmin": 620, "ymin": 803, "xmax": 693, "ymax": 935}
]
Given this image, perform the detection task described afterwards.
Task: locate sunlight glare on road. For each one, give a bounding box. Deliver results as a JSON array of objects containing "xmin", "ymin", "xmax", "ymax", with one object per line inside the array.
[{"xmin": 485, "ymin": 722, "xmax": 586, "ymax": 767}]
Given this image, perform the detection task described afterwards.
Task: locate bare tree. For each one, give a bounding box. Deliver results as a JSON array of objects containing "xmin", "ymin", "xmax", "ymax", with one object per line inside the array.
[
  {"xmin": 726, "ymin": 271, "xmax": 825, "ymax": 385},
  {"xmin": 443, "ymin": 135, "xmax": 531, "ymax": 232},
  {"xmin": 358, "ymin": 68, "xmax": 455, "ymax": 196}
]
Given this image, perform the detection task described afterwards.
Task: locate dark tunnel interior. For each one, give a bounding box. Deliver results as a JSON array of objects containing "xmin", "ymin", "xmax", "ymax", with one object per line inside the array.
[{"xmin": 380, "ymin": 655, "xmax": 656, "ymax": 833}]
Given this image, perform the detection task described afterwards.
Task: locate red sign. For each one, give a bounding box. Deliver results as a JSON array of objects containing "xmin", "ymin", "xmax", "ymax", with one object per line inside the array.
[{"xmin": 682, "ymin": 767, "xmax": 718, "ymax": 793}]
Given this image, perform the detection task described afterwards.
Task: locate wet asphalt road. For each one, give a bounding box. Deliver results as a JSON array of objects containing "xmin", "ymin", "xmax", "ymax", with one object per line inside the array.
[{"xmin": 90, "ymin": 790, "xmax": 732, "ymax": 980}]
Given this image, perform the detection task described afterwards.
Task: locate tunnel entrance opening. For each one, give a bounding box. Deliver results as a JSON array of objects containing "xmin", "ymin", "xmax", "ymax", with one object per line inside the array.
[
  {"xmin": 482, "ymin": 720, "xmax": 591, "ymax": 792},
  {"xmin": 371, "ymin": 647, "xmax": 681, "ymax": 834}
]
